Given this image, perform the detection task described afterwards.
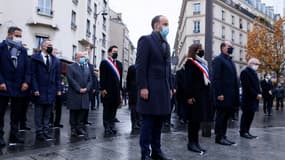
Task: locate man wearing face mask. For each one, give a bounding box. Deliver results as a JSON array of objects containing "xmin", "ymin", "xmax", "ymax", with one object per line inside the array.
[
  {"xmin": 66, "ymin": 52, "xmax": 92, "ymax": 137},
  {"xmin": 212, "ymin": 41, "xmax": 240, "ymax": 146},
  {"xmin": 0, "ymin": 26, "xmax": 31, "ymax": 145},
  {"xmin": 99, "ymin": 45, "xmax": 123, "ymax": 135},
  {"xmin": 260, "ymin": 73, "xmax": 273, "ymax": 116},
  {"xmin": 31, "ymin": 40, "xmax": 62, "ymax": 141},
  {"xmin": 136, "ymin": 15, "xmax": 172, "ymax": 160},
  {"xmin": 239, "ymin": 58, "xmax": 262, "ymax": 139}
]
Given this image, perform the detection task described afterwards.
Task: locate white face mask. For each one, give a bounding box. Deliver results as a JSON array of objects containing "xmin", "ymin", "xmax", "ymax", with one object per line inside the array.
[
  {"xmin": 13, "ymin": 37, "xmax": 22, "ymax": 43},
  {"xmin": 251, "ymin": 65, "xmax": 259, "ymax": 71}
]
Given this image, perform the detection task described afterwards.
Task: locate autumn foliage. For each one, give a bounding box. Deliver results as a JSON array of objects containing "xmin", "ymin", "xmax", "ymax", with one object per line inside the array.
[{"xmin": 247, "ymin": 18, "xmax": 285, "ymax": 80}]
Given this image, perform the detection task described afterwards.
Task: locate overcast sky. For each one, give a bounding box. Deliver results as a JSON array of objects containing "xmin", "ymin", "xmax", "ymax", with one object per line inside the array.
[{"xmin": 109, "ymin": 0, "xmax": 283, "ymax": 49}]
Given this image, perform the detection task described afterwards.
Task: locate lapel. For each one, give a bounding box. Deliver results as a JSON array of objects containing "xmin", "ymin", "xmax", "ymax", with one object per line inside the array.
[{"xmin": 151, "ymin": 32, "xmax": 164, "ymax": 54}]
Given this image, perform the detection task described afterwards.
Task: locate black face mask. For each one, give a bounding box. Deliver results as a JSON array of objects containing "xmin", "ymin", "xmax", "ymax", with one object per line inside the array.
[
  {"xmin": 198, "ymin": 50, "xmax": 205, "ymax": 57},
  {"xmin": 112, "ymin": 52, "xmax": 118, "ymax": 59},
  {"xmin": 46, "ymin": 47, "xmax": 53, "ymax": 54},
  {"xmin": 227, "ymin": 47, "xmax": 234, "ymax": 55}
]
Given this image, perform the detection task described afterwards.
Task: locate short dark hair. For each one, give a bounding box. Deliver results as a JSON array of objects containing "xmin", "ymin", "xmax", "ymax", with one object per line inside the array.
[
  {"xmin": 8, "ymin": 26, "xmax": 22, "ymax": 34},
  {"xmin": 220, "ymin": 42, "xmax": 226, "ymax": 52},
  {"xmin": 108, "ymin": 45, "xmax": 118, "ymax": 53},
  {"xmin": 151, "ymin": 15, "xmax": 162, "ymax": 29}
]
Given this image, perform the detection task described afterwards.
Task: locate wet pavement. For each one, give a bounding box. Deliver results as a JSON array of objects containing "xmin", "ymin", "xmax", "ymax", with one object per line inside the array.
[{"xmin": 1, "ymin": 103, "xmax": 285, "ymax": 160}]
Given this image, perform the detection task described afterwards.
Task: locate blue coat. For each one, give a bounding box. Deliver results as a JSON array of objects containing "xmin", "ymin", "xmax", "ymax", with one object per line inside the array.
[
  {"xmin": 31, "ymin": 53, "xmax": 61, "ymax": 105},
  {"xmin": 240, "ymin": 67, "xmax": 261, "ymax": 112},
  {"xmin": 136, "ymin": 32, "xmax": 171, "ymax": 115},
  {"xmin": 0, "ymin": 40, "xmax": 31, "ymax": 97},
  {"xmin": 212, "ymin": 53, "xmax": 239, "ymax": 109}
]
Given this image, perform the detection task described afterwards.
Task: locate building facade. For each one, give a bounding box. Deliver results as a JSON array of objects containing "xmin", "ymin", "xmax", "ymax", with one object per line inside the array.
[
  {"xmin": 0, "ymin": 0, "xmax": 110, "ymax": 68},
  {"xmin": 174, "ymin": 0, "xmax": 275, "ymax": 73},
  {"xmin": 109, "ymin": 9, "xmax": 136, "ymax": 86}
]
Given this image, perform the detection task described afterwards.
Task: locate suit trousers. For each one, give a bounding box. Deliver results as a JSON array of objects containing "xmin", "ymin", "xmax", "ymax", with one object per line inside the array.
[
  {"xmin": 263, "ymin": 98, "xmax": 272, "ymax": 114},
  {"xmin": 34, "ymin": 104, "xmax": 52, "ymax": 135},
  {"xmin": 89, "ymin": 91, "xmax": 95, "ymax": 109},
  {"xmin": 214, "ymin": 108, "xmax": 232, "ymax": 140},
  {"xmin": 103, "ymin": 101, "xmax": 118, "ymax": 128},
  {"xmin": 20, "ymin": 96, "xmax": 30, "ymax": 128},
  {"xmin": 188, "ymin": 121, "xmax": 200, "ymax": 143},
  {"xmin": 50, "ymin": 95, "xmax": 62, "ymax": 125},
  {"xmin": 0, "ymin": 96, "xmax": 24, "ymax": 137},
  {"xmin": 276, "ymin": 98, "xmax": 284, "ymax": 110},
  {"xmin": 130, "ymin": 104, "xmax": 140, "ymax": 128},
  {"xmin": 70, "ymin": 109, "xmax": 85, "ymax": 130},
  {"xmin": 240, "ymin": 110, "xmax": 255, "ymax": 134},
  {"xmin": 140, "ymin": 114, "xmax": 164, "ymax": 157}
]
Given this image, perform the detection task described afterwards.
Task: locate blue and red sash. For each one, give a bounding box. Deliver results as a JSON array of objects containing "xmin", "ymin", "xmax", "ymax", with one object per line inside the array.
[
  {"xmin": 106, "ymin": 58, "xmax": 121, "ymax": 80},
  {"xmin": 188, "ymin": 58, "xmax": 210, "ymax": 82}
]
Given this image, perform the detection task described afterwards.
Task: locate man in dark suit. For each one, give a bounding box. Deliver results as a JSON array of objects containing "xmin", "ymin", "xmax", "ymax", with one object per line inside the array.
[
  {"xmin": 126, "ymin": 64, "xmax": 140, "ymax": 132},
  {"xmin": 0, "ymin": 26, "xmax": 31, "ymax": 145},
  {"xmin": 260, "ymin": 74, "xmax": 273, "ymax": 115},
  {"xmin": 99, "ymin": 45, "xmax": 122, "ymax": 135},
  {"xmin": 240, "ymin": 58, "xmax": 262, "ymax": 139},
  {"xmin": 136, "ymin": 15, "xmax": 172, "ymax": 160},
  {"xmin": 212, "ymin": 41, "xmax": 239, "ymax": 146},
  {"xmin": 66, "ymin": 52, "xmax": 92, "ymax": 137},
  {"xmin": 31, "ymin": 40, "xmax": 62, "ymax": 141}
]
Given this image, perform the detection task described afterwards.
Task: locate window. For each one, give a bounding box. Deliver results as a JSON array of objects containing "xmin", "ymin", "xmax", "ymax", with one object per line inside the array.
[
  {"xmin": 35, "ymin": 35, "xmax": 48, "ymax": 49},
  {"xmin": 247, "ymin": 22, "xmax": 250, "ymax": 31},
  {"xmin": 103, "ymin": 0, "xmax": 107, "ymax": 9},
  {"xmin": 239, "ymin": 18, "xmax": 243, "ymax": 29},
  {"xmin": 222, "ymin": 10, "xmax": 225, "ymax": 21},
  {"xmin": 86, "ymin": 19, "xmax": 91, "ymax": 37},
  {"xmin": 37, "ymin": 0, "xmax": 53, "ymax": 16},
  {"xmin": 239, "ymin": 50, "xmax": 243, "ymax": 61},
  {"xmin": 72, "ymin": 0, "xmax": 78, "ymax": 5},
  {"xmin": 101, "ymin": 50, "xmax": 106, "ymax": 59},
  {"xmin": 87, "ymin": 0, "xmax": 92, "ymax": 14},
  {"xmin": 94, "ymin": 3, "xmax": 97, "ymax": 15},
  {"xmin": 239, "ymin": 33, "xmax": 243, "ymax": 45},
  {"xmin": 231, "ymin": 30, "xmax": 235, "ymax": 42},
  {"xmin": 71, "ymin": 11, "xmax": 77, "ymax": 30},
  {"xmin": 193, "ymin": 3, "xmax": 200, "ymax": 15},
  {"xmin": 93, "ymin": 24, "xmax": 96, "ymax": 41},
  {"xmin": 102, "ymin": 33, "xmax": 106, "ymax": 48},
  {"xmin": 193, "ymin": 40, "xmax": 200, "ymax": 44},
  {"xmin": 231, "ymin": 15, "xmax": 235, "ymax": 25},
  {"xmin": 72, "ymin": 45, "xmax": 77, "ymax": 60},
  {"xmin": 103, "ymin": 16, "xmax": 107, "ymax": 31},
  {"xmin": 221, "ymin": 26, "xmax": 225, "ymax": 39},
  {"xmin": 193, "ymin": 21, "xmax": 200, "ymax": 33}
]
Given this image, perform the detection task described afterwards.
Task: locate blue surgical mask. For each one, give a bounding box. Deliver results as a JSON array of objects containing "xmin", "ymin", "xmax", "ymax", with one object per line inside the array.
[
  {"xmin": 79, "ymin": 57, "xmax": 86, "ymax": 64},
  {"xmin": 160, "ymin": 26, "xmax": 169, "ymax": 38}
]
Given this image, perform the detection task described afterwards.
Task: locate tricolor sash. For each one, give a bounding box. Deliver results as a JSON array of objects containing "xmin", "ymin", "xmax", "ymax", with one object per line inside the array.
[
  {"xmin": 106, "ymin": 58, "xmax": 121, "ymax": 80},
  {"xmin": 188, "ymin": 58, "xmax": 210, "ymax": 84}
]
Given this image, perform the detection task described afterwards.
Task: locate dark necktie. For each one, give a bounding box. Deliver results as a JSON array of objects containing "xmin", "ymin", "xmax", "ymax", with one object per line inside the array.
[
  {"xmin": 80, "ymin": 64, "xmax": 84, "ymax": 71},
  {"xmin": 46, "ymin": 55, "xmax": 50, "ymax": 70}
]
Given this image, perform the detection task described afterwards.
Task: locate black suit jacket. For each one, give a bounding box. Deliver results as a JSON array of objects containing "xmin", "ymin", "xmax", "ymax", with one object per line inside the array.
[{"xmin": 99, "ymin": 58, "xmax": 122, "ymax": 106}]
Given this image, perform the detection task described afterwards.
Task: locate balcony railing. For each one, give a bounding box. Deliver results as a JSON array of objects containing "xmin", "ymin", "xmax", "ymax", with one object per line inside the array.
[
  {"xmin": 37, "ymin": 7, "xmax": 53, "ymax": 17},
  {"xmin": 71, "ymin": 23, "xmax": 77, "ymax": 30},
  {"xmin": 86, "ymin": 31, "xmax": 91, "ymax": 38}
]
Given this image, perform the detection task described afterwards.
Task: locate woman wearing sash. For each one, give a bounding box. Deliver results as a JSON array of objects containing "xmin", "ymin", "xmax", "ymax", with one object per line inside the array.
[{"xmin": 183, "ymin": 44, "xmax": 212, "ymax": 154}]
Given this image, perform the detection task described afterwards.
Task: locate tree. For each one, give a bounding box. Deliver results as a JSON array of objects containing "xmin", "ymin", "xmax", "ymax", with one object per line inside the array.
[{"xmin": 247, "ymin": 18, "xmax": 285, "ymax": 82}]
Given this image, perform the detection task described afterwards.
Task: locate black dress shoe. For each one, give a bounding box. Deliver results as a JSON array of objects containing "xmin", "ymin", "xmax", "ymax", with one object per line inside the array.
[
  {"xmin": 196, "ymin": 143, "xmax": 206, "ymax": 152},
  {"xmin": 20, "ymin": 126, "xmax": 31, "ymax": 131},
  {"xmin": 77, "ymin": 128, "xmax": 86, "ymax": 136},
  {"xmin": 151, "ymin": 152, "xmax": 172, "ymax": 160},
  {"xmin": 240, "ymin": 133, "xmax": 253, "ymax": 139},
  {"xmin": 71, "ymin": 129, "xmax": 78, "ymax": 137},
  {"xmin": 248, "ymin": 133, "xmax": 258, "ymax": 139},
  {"xmin": 113, "ymin": 118, "xmax": 120, "ymax": 123},
  {"xmin": 0, "ymin": 137, "xmax": 5, "ymax": 147},
  {"xmin": 215, "ymin": 138, "xmax": 232, "ymax": 145},
  {"xmin": 9, "ymin": 135, "xmax": 24, "ymax": 144},
  {"xmin": 85, "ymin": 122, "xmax": 92, "ymax": 126},
  {"xmin": 188, "ymin": 143, "xmax": 203, "ymax": 153},
  {"xmin": 54, "ymin": 124, "xmax": 64, "ymax": 128},
  {"xmin": 224, "ymin": 138, "xmax": 235, "ymax": 145},
  {"xmin": 43, "ymin": 133, "xmax": 53, "ymax": 140}
]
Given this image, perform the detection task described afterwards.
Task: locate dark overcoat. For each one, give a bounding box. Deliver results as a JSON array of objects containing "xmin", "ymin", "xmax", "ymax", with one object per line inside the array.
[
  {"xmin": 240, "ymin": 67, "xmax": 261, "ymax": 112},
  {"xmin": 183, "ymin": 59, "xmax": 212, "ymax": 122},
  {"xmin": 31, "ymin": 52, "xmax": 61, "ymax": 105},
  {"xmin": 66, "ymin": 63, "xmax": 92, "ymax": 110},
  {"xmin": 136, "ymin": 32, "xmax": 171, "ymax": 115},
  {"xmin": 126, "ymin": 65, "xmax": 137, "ymax": 106},
  {"xmin": 0, "ymin": 40, "xmax": 31, "ymax": 97},
  {"xmin": 212, "ymin": 53, "xmax": 239, "ymax": 109}
]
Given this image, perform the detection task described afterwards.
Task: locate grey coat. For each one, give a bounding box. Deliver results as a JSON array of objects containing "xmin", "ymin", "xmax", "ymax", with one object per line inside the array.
[{"xmin": 66, "ymin": 63, "xmax": 92, "ymax": 110}]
